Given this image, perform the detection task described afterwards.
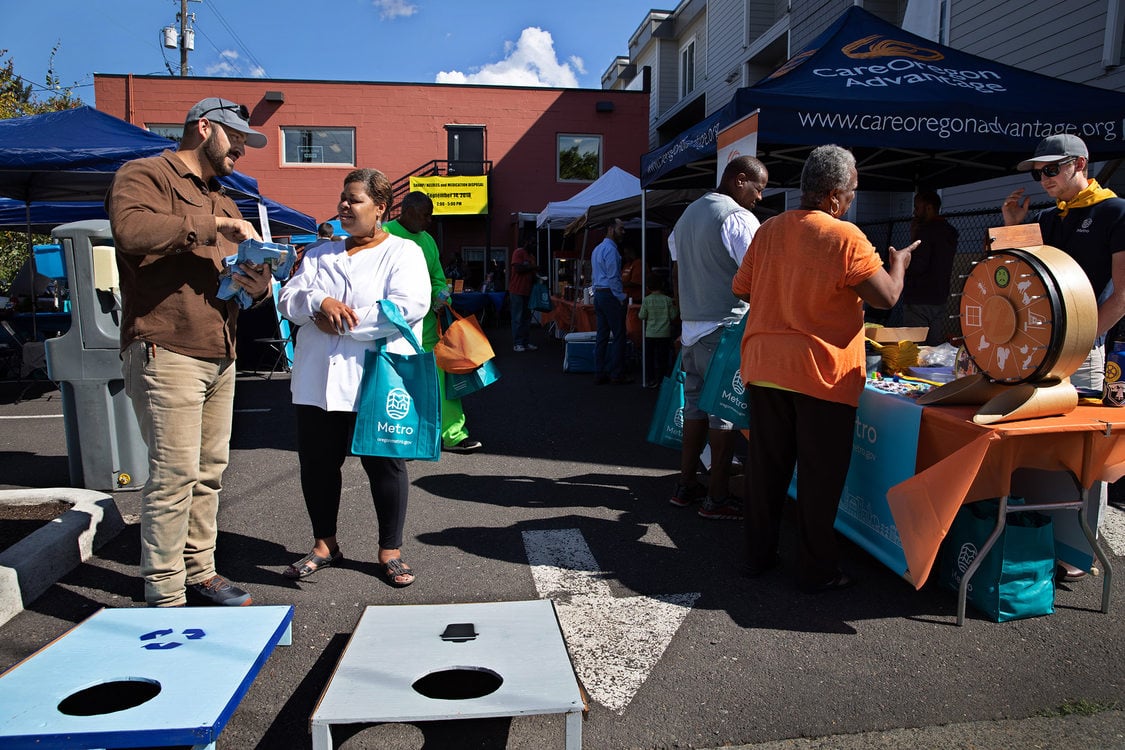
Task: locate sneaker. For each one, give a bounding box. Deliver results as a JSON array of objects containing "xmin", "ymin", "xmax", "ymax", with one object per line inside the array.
[
  {"xmin": 513, "ymin": 344, "xmax": 527, "ymax": 352},
  {"xmin": 186, "ymin": 574, "xmax": 253, "ymax": 607},
  {"xmin": 698, "ymin": 496, "xmax": 744, "ymax": 520},
  {"xmin": 444, "ymin": 437, "xmax": 482, "ymax": 453},
  {"xmin": 669, "ymin": 481, "xmax": 707, "ymax": 507},
  {"xmin": 525, "ymin": 343, "xmax": 538, "ymax": 351}
]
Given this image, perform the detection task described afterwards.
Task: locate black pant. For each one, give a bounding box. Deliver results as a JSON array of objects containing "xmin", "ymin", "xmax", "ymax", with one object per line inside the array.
[
  {"xmin": 744, "ymin": 385, "xmax": 856, "ymax": 586},
  {"xmin": 645, "ymin": 336, "xmax": 673, "ymax": 382},
  {"xmin": 295, "ymin": 404, "xmax": 409, "ymax": 550}
]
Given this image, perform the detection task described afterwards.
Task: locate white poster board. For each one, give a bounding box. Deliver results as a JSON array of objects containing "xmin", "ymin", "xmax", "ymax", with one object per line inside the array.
[{"xmin": 716, "ymin": 110, "xmax": 760, "ymax": 186}]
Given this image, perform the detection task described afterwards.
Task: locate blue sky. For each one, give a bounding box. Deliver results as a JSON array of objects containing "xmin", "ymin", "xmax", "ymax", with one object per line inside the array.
[{"xmin": 3, "ymin": 0, "xmax": 662, "ymax": 104}]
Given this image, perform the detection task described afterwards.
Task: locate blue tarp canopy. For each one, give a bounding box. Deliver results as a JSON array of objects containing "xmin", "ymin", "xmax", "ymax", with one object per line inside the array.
[
  {"xmin": 0, "ymin": 106, "xmax": 314, "ymax": 234},
  {"xmin": 642, "ymin": 6, "xmax": 1125, "ymax": 190},
  {"xmin": 0, "ymin": 106, "xmax": 171, "ymax": 201}
]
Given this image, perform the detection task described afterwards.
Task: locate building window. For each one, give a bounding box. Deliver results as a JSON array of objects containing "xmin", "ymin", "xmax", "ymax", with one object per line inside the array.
[
  {"xmin": 680, "ymin": 38, "xmax": 696, "ymax": 99},
  {"xmin": 146, "ymin": 124, "xmax": 183, "ymax": 145},
  {"xmin": 281, "ymin": 127, "xmax": 355, "ymax": 165},
  {"xmin": 557, "ymin": 134, "xmax": 601, "ymax": 182}
]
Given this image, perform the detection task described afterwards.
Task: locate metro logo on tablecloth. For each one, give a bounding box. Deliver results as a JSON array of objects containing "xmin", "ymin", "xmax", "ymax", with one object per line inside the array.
[{"xmin": 833, "ymin": 385, "xmax": 923, "ymax": 576}]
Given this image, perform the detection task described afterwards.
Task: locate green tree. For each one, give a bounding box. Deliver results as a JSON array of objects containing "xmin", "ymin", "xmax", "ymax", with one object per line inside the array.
[{"xmin": 0, "ymin": 46, "xmax": 82, "ymax": 297}]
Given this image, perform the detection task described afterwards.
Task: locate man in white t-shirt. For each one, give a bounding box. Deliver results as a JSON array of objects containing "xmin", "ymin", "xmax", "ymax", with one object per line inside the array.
[{"xmin": 668, "ymin": 155, "xmax": 768, "ymax": 521}]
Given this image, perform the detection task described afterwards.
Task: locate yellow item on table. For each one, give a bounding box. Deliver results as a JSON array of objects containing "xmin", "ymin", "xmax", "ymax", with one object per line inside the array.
[{"xmin": 868, "ymin": 339, "xmax": 920, "ymax": 373}]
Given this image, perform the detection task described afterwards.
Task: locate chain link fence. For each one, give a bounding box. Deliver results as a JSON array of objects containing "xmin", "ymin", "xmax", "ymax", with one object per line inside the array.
[{"xmin": 858, "ymin": 201, "xmax": 1053, "ymax": 345}]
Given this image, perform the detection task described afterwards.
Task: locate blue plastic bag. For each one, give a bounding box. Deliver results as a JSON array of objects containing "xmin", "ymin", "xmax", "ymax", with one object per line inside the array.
[
  {"xmin": 530, "ymin": 280, "xmax": 553, "ymax": 312},
  {"xmin": 350, "ymin": 300, "xmax": 441, "ymax": 461},
  {"xmin": 446, "ymin": 358, "xmax": 502, "ymax": 399},
  {"xmin": 646, "ymin": 352, "xmax": 685, "ymax": 450},
  {"xmin": 697, "ymin": 316, "xmax": 748, "ymax": 429},
  {"xmin": 939, "ymin": 498, "xmax": 1056, "ymax": 622}
]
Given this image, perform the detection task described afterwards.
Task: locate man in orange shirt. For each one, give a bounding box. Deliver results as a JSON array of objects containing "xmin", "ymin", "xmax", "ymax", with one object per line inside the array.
[{"xmin": 732, "ymin": 145, "xmax": 915, "ymax": 592}]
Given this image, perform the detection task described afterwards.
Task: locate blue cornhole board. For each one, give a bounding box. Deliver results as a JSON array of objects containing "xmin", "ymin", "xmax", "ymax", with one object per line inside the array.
[{"xmin": 0, "ymin": 605, "xmax": 293, "ymax": 749}]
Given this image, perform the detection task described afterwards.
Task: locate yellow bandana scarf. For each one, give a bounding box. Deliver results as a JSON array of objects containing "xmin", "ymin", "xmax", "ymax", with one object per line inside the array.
[{"xmin": 1057, "ymin": 179, "xmax": 1117, "ymax": 218}]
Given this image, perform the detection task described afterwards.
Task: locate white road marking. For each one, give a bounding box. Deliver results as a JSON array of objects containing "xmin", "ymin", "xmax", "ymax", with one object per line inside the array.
[
  {"xmin": 0, "ymin": 414, "xmax": 63, "ymax": 419},
  {"xmin": 522, "ymin": 528, "xmax": 698, "ymax": 714}
]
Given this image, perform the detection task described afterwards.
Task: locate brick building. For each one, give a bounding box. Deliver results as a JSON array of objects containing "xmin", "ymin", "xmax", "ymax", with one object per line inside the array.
[{"xmin": 94, "ymin": 74, "xmax": 649, "ymax": 287}]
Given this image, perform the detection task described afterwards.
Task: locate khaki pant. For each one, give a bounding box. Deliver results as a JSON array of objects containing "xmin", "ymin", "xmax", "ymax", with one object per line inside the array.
[{"xmin": 123, "ymin": 341, "xmax": 235, "ymax": 606}]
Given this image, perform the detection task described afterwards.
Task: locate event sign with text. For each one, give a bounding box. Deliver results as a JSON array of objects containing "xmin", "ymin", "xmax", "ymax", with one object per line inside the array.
[
  {"xmin": 409, "ymin": 175, "xmax": 489, "ymax": 216},
  {"xmin": 715, "ymin": 111, "xmax": 759, "ymax": 186}
]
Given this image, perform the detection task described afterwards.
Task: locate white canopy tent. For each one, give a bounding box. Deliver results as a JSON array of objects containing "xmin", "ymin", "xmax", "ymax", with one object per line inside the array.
[
  {"xmin": 534, "ymin": 166, "xmax": 640, "ymax": 229},
  {"xmin": 534, "ymin": 165, "xmax": 643, "ymax": 298}
]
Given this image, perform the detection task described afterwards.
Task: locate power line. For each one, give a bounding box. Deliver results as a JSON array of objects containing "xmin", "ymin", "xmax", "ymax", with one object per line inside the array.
[{"xmin": 204, "ymin": 1, "xmax": 269, "ymax": 77}]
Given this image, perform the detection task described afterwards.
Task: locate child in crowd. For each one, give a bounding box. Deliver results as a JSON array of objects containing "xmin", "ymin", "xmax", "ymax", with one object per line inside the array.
[{"xmin": 638, "ymin": 277, "xmax": 678, "ymax": 387}]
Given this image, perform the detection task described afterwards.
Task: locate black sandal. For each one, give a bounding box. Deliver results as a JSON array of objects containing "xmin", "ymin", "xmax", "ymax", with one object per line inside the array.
[
  {"xmin": 283, "ymin": 549, "xmax": 342, "ymax": 579},
  {"xmin": 379, "ymin": 557, "xmax": 415, "ymax": 587}
]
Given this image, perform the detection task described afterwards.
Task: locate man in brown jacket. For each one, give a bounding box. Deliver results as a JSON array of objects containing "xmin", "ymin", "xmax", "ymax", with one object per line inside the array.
[{"xmin": 105, "ymin": 97, "xmax": 271, "ymax": 607}]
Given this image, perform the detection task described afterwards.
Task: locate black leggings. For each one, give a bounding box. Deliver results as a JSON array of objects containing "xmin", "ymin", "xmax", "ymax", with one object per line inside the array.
[
  {"xmin": 744, "ymin": 385, "xmax": 856, "ymax": 586},
  {"xmin": 295, "ymin": 404, "xmax": 409, "ymax": 550}
]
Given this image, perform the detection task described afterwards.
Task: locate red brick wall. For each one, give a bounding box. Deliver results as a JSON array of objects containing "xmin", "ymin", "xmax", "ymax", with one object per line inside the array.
[{"xmin": 94, "ymin": 75, "xmax": 648, "ymax": 279}]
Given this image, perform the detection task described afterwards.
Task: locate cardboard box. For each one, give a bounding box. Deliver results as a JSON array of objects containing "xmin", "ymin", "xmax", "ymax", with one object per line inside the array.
[{"xmin": 865, "ymin": 326, "xmax": 928, "ymax": 343}]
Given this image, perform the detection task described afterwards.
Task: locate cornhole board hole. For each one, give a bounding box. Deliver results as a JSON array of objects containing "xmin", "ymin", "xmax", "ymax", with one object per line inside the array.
[
  {"xmin": 311, "ymin": 600, "xmax": 585, "ymax": 749},
  {"xmin": 0, "ymin": 605, "xmax": 294, "ymax": 749}
]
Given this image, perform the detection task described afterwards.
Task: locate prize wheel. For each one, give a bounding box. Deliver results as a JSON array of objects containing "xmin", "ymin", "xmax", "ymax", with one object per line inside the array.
[{"xmin": 959, "ymin": 245, "xmax": 1096, "ymax": 384}]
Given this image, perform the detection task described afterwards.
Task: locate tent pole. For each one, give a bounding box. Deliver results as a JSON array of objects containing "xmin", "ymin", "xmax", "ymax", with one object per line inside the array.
[
  {"xmin": 640, "ymin": 190, "xmax": 647, "ymax": 388},
  {"xmin": 25, "ymin": 201, "xmax": 38, "ymax": 342}
]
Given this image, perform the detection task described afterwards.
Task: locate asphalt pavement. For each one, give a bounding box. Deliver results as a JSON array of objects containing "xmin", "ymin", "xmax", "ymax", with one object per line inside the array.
[{"xmin": 1, "ymin": 334, "xmax": 1123, "ymax": 750}]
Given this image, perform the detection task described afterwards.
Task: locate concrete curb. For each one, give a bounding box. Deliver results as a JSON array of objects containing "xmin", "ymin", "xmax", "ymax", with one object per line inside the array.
[{"xmin": 0, "ymin": 488, "xmax": 125, "ymax": 628}]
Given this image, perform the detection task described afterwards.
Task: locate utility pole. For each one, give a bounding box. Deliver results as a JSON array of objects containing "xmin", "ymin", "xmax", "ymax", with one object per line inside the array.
[
  {"xmin": 163, "ymin": 0, "xmax": 197, "ymax": 76},
  {"xmin": 179, "ymin": 0, "xmax": 195, "ymax": 77}
]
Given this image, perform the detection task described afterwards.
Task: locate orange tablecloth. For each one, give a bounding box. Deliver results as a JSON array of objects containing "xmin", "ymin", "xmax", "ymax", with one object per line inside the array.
[
  {"xmin": 539, "ymin": 296, "xmax": 642, "ymax": 348},
  {"xmin": 886, "ymin": 403, "xmax": 1125, "ymax": 588}
]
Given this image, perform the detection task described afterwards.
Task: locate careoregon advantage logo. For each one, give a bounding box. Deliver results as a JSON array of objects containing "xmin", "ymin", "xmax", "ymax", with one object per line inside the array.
[
  {"xmin": 385, "ymin": 388, "xmax": 413, "ymax": 420},
  {"xmin": 842, "ymin": 34, "xmax": 944, "ymax": 62},
  {"xmin": 768, "ymin": 49, "xmax": 815, "ymax": 79}
]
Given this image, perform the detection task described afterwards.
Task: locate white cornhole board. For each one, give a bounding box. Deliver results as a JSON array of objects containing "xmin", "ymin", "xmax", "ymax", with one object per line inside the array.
[
  {"xmin": 0, "ymin": 605, "xmax": 293, "ymax": 750},
  {"xmin": 311, "ymin": 600, "xmax": 585, "ymax": 749}
]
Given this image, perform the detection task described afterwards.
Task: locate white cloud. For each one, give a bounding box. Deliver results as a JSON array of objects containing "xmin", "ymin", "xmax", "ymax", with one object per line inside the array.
[
  {"xmin": 203, "ymin": 50, "xmax": 265, "ymax": 78},
  {"xmin": 435, "ymin": 27, "xmax": 580, "ymax": 88},
  {"xmin": 374, "ymin": 0, "xmax": 418, "ymax": 20}
]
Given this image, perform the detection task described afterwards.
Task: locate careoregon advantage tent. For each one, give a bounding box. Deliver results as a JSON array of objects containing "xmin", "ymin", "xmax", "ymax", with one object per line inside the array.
[{"xmin": 642, "ymin": 6, "xmax": 1125, "ymax": 190}]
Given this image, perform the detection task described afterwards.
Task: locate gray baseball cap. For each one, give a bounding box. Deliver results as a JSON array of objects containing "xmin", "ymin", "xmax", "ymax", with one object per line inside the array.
[
  {"xmin": 185, "ymin": 97, "xmax": 266, "ymax": 148},
  {"xmin": 1016, "ymin": 134, "xmax": 1088, "ymax": 171}
]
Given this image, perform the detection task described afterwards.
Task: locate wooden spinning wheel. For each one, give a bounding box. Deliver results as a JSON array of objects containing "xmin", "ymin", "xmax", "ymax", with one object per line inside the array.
[
  {"xmin": 919, "ymin": 243, "xmax": 1097, "ymax": 424},
  {"xmin": 959, "ymin": 246, "xmax": 1094, "ymax": 384}
]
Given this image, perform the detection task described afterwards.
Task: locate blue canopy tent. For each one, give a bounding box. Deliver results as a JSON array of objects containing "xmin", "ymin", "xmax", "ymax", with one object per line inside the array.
[
  {"xmin": 0, "ymin": 192, "xmax": 316, "ymax": 236},
  {"xmin": 0, "ymin": 106, "xmax": 314, "ymax": 347},
  {"xmin": 0, "ymin": 107, "xmax": 314, "ymax": 234},
  {"xmin": 641, "ymin": 6, "xmax": 1125, "ymax": 190}
]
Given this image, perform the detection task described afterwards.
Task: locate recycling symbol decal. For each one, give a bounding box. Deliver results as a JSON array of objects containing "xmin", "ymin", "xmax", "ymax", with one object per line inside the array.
[{"xmin": 139, "ymin": 627, "xmax": 207, "ymax": 650}]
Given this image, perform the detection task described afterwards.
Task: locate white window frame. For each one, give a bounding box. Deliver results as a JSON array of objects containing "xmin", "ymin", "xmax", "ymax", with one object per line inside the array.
[
  {"xmin": 146, "ymin": 124, "xmax": 183, "ymax": 145},
  {"xmin": 680, "ymin": 37, "xmax": 697, "ymax": 99},
  {"xmin": 281, "ymin": 127, "xmax": 356, "ymax": 166},
  {"xmin": 557, "ymin": 134, "xmax": 602, "ymax": 183}
]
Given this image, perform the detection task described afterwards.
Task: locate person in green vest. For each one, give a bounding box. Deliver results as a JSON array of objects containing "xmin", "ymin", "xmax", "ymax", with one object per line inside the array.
[{"xmin": 385, "ymin": 191, "xmax": 482, "ymax": 452}]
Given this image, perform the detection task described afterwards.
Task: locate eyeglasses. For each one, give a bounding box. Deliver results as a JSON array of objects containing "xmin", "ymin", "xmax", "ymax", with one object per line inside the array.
[
  {"xmin": 196, "ymin": 103, "xmax": 250, "ymax": 123},
  {"xmin": 1030, "ymin": 157, "xmax": 1076, "ymax": 182}
]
